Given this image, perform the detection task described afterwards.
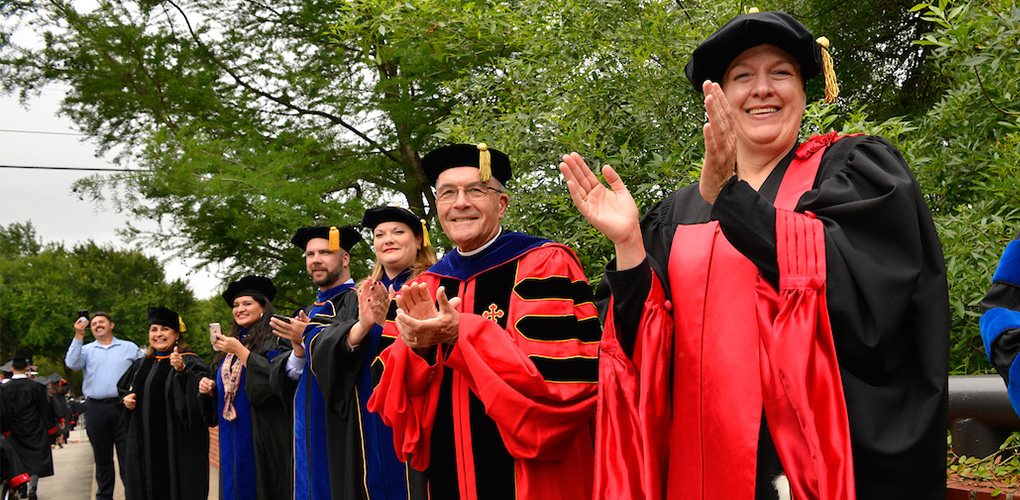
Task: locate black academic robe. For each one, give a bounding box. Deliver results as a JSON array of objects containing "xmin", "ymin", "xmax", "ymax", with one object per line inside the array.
[
  {"xmin": 118, "ymin": 353, "xmax": 214, "ymax": 500},
  {"xmin": 269, "ymin": 285, "xmax": 359, "ymax": 500},
  {"xmin": 0, "ymin": 378, "xmax": 56, "ymax": 477},
  {"xmin": 48, "ymin": 393, "xmax": 70, "ymax": 443},
  {"xmin": 199, "ymin": 334, "xmax": 293, "ymax": 500},
  {"xmin": 306, "ymin": 270, "xmax": 413, "ymax": 500},
  {"xmin": 602, "ymin": 134, "xmax": 949, "ymax": 500},
  {"xmin": 1, "ymin": 434, "xmax": 31, "ymax": 492}
]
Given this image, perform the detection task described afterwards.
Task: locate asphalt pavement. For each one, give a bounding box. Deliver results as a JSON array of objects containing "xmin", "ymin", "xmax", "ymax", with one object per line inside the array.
[{"xmin": 33, "ymin": 427, "xmax": 218, "ymax": 500}]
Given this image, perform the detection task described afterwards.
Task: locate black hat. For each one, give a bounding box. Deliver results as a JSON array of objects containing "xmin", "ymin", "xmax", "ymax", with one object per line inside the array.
[
  {"xmin": 421, "ymin": 143, "xmax": 512, "ymax": 186},
  {"xmin": 147, "ymin": 306, "xmax": 187, "ymax": 334},
  {"xmin": 10, "ymin": 357, "xmax": 30, "ymax": 370},
  {"xmin": 290, "ymin": 226, "xmax": 362, "ymax": 253},
  {"xmin": 685, "ymin": 11, "xmax": 826, "ymax": 94},
  {"xmin": 222, "ymin": 275, "xmax": 277, "ymax": 307},
  {"xmin": 361, "ymin": 206, "xmax": 432, "ymax": 247}
]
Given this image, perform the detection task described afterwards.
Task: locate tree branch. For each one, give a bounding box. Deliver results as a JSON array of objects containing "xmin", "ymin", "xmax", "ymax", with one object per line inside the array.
[
  {"xmin": 160, "ymin": 0, "xmax": 403, "ymax": 164},
  {"xmin": 973, "ymin": 66, "xmax": 1020, "ymax": 116}
]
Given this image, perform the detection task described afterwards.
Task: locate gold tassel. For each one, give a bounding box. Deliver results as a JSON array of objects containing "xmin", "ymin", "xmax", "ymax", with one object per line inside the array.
[
  {"xmin": 178, "ymin": 316, "xmax": 187, "ymax": 333},
  {"xmin": 328, "ymin": 226, "xmax": 340, "ymax": 252},
  {"xmin": 817, "ymin": 36, "xmax": 840, "ymax": 103},
  {"xmin": 477, "ymin": 143, "xmax": 492, "ymax": 182},
  {"xmin": 421, "ymin": 219, "xmax": 431, "ymax": 248}
]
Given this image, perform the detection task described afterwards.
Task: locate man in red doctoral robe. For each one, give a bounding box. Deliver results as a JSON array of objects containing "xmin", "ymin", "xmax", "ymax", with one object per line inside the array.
[{"xmin": 369, "ymin": 143, "xmax": 600, "ymax": 500}]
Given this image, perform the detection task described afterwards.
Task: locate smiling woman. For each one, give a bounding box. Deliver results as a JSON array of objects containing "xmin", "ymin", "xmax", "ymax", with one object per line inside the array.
[
  {"xmin": 117, "ymin": 306, "xmax": 214, "ymax": 500},
  {"xmin": 197, "ymin": 276, "xmax": 293, "ymax": 500},
  {"xmin": 560, "ymin": 9, "xmax": 950, "ymax": 500}
]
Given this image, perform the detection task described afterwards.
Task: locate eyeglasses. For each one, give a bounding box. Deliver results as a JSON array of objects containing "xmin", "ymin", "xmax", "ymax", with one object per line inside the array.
[{"xmin": 435, "ymin": 185, "xmax": 503, "ymax": 203}]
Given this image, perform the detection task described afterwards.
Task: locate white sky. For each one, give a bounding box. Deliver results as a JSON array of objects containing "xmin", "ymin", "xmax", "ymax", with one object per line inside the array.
[{"xmin": 0, "ymin": 87, "xmax": 222, "ymax": 299}]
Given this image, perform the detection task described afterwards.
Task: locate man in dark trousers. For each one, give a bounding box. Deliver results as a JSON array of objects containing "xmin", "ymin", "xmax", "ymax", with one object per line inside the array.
[
  {"xmin": 0, "ymin": 357, "xmax": 58, "ymax": 500},
  {"xmin": 65, "ymin": 312, "xmax": 144, "ymax": 500},
  {"xmin": 269, "ymin": 225, "xmax": 362, "ymax": 500}
]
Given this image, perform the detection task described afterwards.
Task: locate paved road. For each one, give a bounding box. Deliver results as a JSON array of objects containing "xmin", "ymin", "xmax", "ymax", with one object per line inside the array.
[{"xmin": 35, "ymin": 430, "xmax": 218, "ymax": 500}]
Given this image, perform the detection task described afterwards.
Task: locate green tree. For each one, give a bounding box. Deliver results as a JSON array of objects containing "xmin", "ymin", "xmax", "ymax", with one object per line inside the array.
[
  {"xmin": 0, "ymin": 0, "xmax": 521, "ymax": 301},
  {"xmin": 0, "ymin": 222, "xmax": 205, "ymax": 392},
  {"xmin": 4, "ymin": 0, "xmax": 1018, "ymax": 374}
]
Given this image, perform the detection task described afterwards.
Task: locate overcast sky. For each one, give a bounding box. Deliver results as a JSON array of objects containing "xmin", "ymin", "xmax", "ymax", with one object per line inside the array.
[{"xmin": 1, "ymin": 87, "xmax": 222, "ymax": 299}]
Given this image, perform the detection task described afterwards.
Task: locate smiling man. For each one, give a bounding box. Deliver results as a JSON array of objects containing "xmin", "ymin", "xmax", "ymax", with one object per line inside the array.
[
  {"xmin": 269, "ymin": 225, "xmax": 361, "ymax": 500},
  {"xmin": 368, "ymin": 143, "xmax": 601, "ymax": 500},
  {"xmin": 65, "ymin": 313, "xmax": 143, "ymax": 500}
]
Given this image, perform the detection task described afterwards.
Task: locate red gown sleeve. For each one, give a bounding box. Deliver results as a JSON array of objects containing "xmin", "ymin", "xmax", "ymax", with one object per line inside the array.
[
  {"xmin": 367, "ymin": 329, "xmax": 443, "ymax": 471},
  {"xmin": 756, "ymin": 208, "xmax": 855, "ymax": 500},
  {"xmin": 594, "ymin": 270, "xmax": 673, "ymax": 500}
]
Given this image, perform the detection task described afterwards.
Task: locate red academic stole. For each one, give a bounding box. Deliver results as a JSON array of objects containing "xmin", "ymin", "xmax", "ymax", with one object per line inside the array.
[
  {"xmin": 594, "ymin": 133, "xmax": 856, "ymax": 500},
  {"xmin": 670, "ymin": 132, "xmax": 855, "ymax": 500}
]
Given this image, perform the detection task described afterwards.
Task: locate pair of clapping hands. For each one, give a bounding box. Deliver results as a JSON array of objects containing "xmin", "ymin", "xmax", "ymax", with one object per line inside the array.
[{"xmin": 351, "ymin": 278, "xmax": 462, "ymax": 350}]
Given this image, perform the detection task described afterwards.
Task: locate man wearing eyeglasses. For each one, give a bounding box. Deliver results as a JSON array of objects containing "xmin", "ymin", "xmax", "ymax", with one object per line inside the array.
[{"xmin": 368, "ymin": 143, "xmax": 600, "ymax": 500}]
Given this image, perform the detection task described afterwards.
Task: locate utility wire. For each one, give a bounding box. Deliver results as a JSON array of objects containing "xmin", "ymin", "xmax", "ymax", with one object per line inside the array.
[
  {"xmin": 0, "ymin": 128, "xmax": 86, "ymax": 137},
  {"xmin": 0, "ymin": 165, "xmax": 143, "ymax": 172}
]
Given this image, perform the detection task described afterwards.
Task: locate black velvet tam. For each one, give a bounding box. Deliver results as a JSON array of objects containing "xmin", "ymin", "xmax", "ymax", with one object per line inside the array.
[
  {"xmin": 290, "ymin": 225, "xmax": 362, "ymax": 252},
  {"xmin": 421, "ymin": 143, "xmax": 511, "ymax": 186},
  {"xmin": 222, "ymin": 275, "xmax": 277, "ymax": 307},
  {"xmin": 685, "ymin": 11, "xmax": 821, "ymax": 93}
]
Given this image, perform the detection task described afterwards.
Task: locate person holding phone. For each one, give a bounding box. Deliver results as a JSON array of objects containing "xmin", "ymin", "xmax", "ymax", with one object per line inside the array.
[
  {"xmin": 198, "ymin": 276, "xmax": 292, "ymax": 500},
  {"xmin": 64, "ymin": 311, "xmax": 142, "ymax": 500},
  {"xmin": 117, "ymin": 307, "xmax": 213, "ymax": 500}
]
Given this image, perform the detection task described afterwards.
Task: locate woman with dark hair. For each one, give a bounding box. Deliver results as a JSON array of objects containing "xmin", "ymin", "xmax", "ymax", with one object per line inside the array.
[
  {"xmin": 118, "ymin": 306, "xmax": 212, "ymax": 500},
  {"xmin": 198, "ymin": 275, "xmax": 292, "ymax": 500}
]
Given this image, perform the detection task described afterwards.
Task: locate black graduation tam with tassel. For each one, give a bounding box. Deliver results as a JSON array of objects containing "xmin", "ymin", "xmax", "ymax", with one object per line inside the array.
[
  {"xmin": 361, "ymin": 206, "xmax": 432, "ymax": 248},
  {"xmin": 147, "ymin": 306, "xmax": 187, "ymax": 334},
  {"xmin": 222, "ymin": 275, "xmax": 277, "ymax": 307},
  {"xmin": 685, "ymin": 10, "xmax": 840, "ymax": 103},
  {"xmin": 291, "ymin": 226, "xmax": 362, "ymax": 253},
  {"xmin": 421, "ymin": 143, "xmax": 512, "ymax": 186}
]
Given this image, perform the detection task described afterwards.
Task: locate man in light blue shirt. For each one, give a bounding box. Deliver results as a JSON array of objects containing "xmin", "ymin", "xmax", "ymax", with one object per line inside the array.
[{"xmin": 65, "ymin": 312, "xmax": 143, "ymax": 500}]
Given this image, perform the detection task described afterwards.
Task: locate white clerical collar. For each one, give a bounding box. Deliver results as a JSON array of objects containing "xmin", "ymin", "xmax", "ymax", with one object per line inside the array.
[{"xmin": 457, "ymin": 228, "xmax": 502, "ymax": 257}]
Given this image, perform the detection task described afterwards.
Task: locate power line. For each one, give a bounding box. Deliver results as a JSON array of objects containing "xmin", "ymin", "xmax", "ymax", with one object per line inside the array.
[
  {"xmin": 0, "ymin": 128, "xmax": 86, "ymax": 137},
  {"xmin": 0, "ymin": 165, "xmax": 143, "ymax": 172}
]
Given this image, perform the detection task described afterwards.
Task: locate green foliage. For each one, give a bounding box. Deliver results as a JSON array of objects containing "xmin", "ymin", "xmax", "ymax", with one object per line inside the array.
[
  {"xmin": 0, "ymin": 221, "xmax": 205, "ymax": 392},
  {"xmin": 948, "ymin": 432, "xmax": 1020, "ymax": 494},
  {"xmin": 901, "ymin": 0, "xmax": 1020, "ymax": 372},
  {"xmin": 4, "ymin": 0, "xmax": 1020, "ymax": 376}
]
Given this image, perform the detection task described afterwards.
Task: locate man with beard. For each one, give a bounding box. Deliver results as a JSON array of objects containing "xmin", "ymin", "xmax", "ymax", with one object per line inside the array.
[
  {"xmin": 270, "ymin": 225, "xmax": 362, "ymax": 500},
  {"xmin": 65, "ymin": 312, "xmax": 143, "ymax": 500}
]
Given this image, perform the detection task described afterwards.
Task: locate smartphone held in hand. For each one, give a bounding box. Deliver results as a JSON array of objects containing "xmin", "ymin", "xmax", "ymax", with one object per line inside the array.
[
  {"xmin": 77, "ymin": 309, "xmax": 90, "ymax": 323},
  {"xmin": 271, "ymin": 314, "xmax": 292, "ymax": 324},
  {"xmin": 209, "ymin": 323, "xmax": 221, "ymax": 350}
]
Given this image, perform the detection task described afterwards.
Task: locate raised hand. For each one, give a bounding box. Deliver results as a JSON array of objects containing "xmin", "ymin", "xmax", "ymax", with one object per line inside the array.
[
  {"xmin": 699, "ymin": 80, "xmax": 738, "ymax": 204},
  {"xmin": 559, "ymin": 152, "xmax": 646, "ymax": 270},
  {"xmin": 348, "ymin": 278, "xmax": 392, "ymax": 347},
  {"xmin": 271, "ymin": 310, "xmax": 310, "ymax": 357},
  {"xmin": 394, "ymin": 285, "xmax": 462, "ymax": 349},
  {"xmin": 170, "ymin": 346, "xmax": 185, "ymax": 372}
]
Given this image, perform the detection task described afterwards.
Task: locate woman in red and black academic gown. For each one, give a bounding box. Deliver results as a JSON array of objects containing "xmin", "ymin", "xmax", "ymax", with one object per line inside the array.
[
  {"xmin": 306, "ymin": 206, "xmax": 436, "ymax": 499},
  {"xmin": 198, "ymin": 276, "xmax": 292, "ymax": 500},
  {"xmin": 560, "ymin": 10, "xmax": 949, "ymax": 500},
  {"xmin": 118, "ymin": 307, "xmax": 214, "ymax": 500}
]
